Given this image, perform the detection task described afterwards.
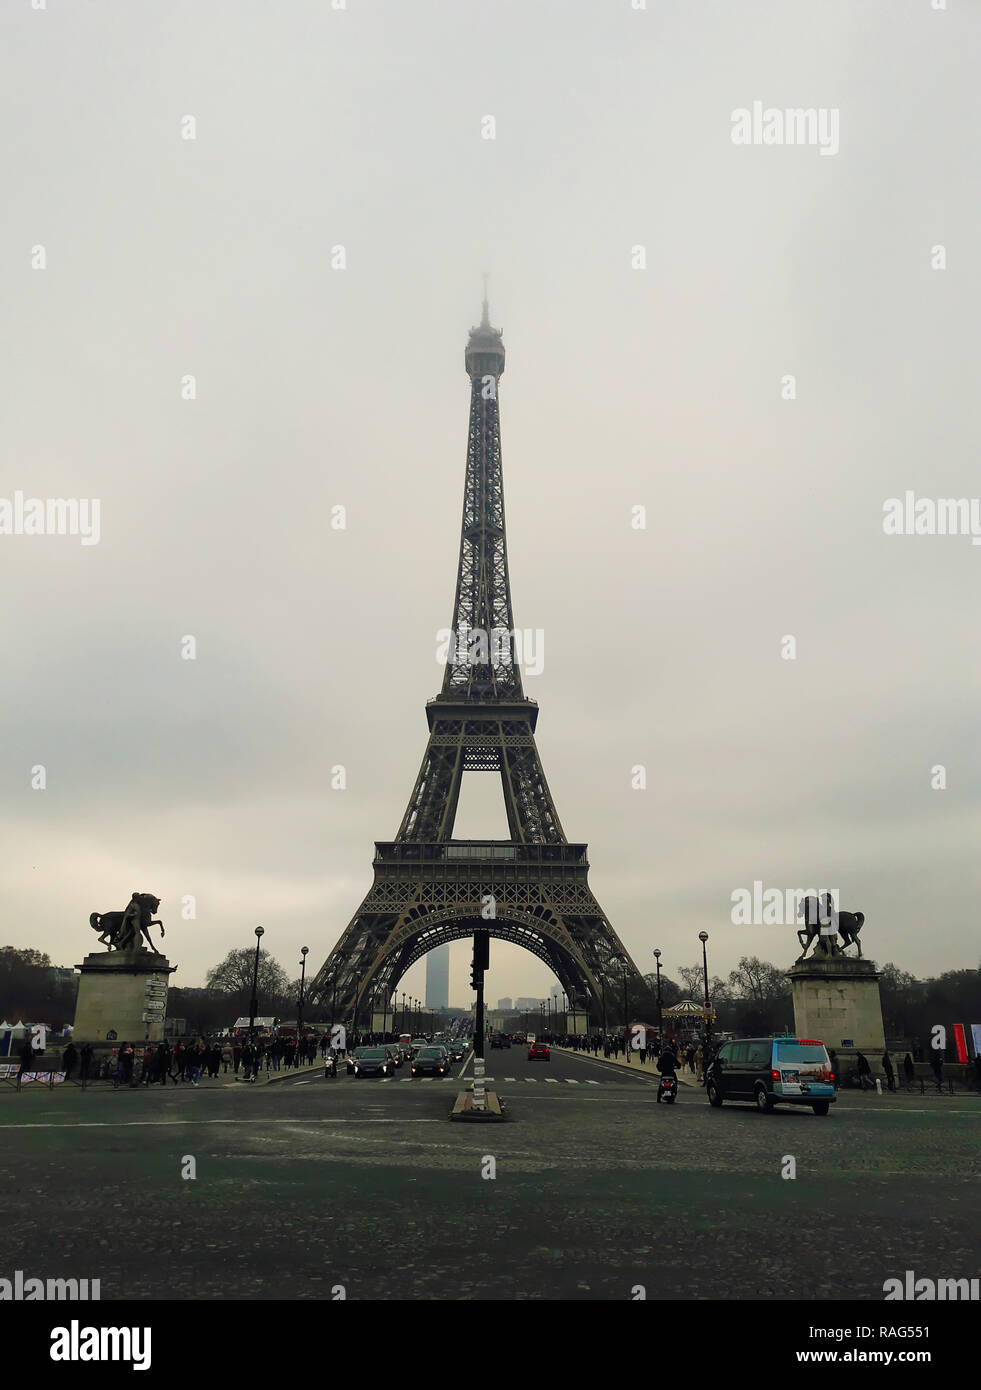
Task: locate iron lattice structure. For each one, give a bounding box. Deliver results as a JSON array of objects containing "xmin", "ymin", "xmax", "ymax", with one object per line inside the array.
[{"xmin": 309, "ymin": 300, "xmax": 644, "ymax": 1027}]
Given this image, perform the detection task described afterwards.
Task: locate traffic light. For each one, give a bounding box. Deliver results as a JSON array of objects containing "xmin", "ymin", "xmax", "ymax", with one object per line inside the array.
[
  {"xmin": 470, "ymin": 961, "xmax": 480, "ymax": 990},
  {"xmin": 474, "ymin": 932, "xmax": 490, "ymax": 972}
]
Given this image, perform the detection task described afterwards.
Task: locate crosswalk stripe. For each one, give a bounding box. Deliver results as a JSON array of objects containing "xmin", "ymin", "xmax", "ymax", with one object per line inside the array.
[
  {"xmin": 504, "ymin": 1077, "xmax": 516, "ymax": 1081},
  {"xmin": 525, "ymin": 1077, "xmax": 537, "ymax": 1083},
  {"xmin": 586, "ymin": 1080, "xmax": 599, "ymax": 1085},
  {"xmin": 545, "ymin": 1077, "xmax": 558, "ymax": 1084},
  {"xmin": 566, "ymin": 1079, "xmax": 580, "ymax": 1084}
]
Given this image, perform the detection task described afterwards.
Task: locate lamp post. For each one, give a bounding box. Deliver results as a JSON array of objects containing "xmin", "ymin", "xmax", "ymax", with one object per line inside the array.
[
  {"xmin": 248, "ymin": 925, "xmax": 264, "ymax": 1047},
  {"xmin": 297, "ymin": 946, "xmax": 309, "ymax": 1037},
  {"xmin": 653, "ymin": 948, "xmax": 663, "ymax": 1044},
  {"xmin": 699, "ymin": 931, "xmax": 712, "ymax": 1058}
]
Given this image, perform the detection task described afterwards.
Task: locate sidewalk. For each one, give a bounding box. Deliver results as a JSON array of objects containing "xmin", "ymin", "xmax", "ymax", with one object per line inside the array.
[
  {"xmin": 145, "ymin": 1056, "xmax": 326, "ymax": 1088},
  {"xmin": 551, "ymin": 1045, "xmax": 701, "ymax": 1088}
]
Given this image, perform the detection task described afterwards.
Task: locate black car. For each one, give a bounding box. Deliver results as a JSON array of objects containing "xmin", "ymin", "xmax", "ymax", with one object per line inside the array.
[
  {"xmin": 490, "ymin": 1034, "xmax": 510, "ymax": 1049},
  {"xmin": 350, "ymin": 1047, "xmax": 395, "ymax": 1078},
  {"xmin": 412, "ymin": 1046, "xmax": 451, "ymax": 1077},
  {"xmin": 705, "ymin": 1036, "xmax": 836, "ymax": 1115}
]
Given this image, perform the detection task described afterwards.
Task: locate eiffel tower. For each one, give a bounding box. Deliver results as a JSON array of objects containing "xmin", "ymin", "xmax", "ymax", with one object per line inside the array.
[{"xmin": 309, "ymin": 296, "xmax": 644, "ymax": 1029}]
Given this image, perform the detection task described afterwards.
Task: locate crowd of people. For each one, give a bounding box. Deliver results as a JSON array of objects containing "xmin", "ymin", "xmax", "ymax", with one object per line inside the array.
[{"xmin": 55, "ymin": 1032, "xmax": 332, "ymax": 1087}]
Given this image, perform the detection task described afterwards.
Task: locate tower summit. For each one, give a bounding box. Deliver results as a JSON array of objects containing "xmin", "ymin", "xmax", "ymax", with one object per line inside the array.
[{"xmin": 464, "ymin": 287, "xmax": 505, "ymax": 380}]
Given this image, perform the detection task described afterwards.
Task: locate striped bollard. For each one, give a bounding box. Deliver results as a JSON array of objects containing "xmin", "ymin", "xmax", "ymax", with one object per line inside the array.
[{"xmin": 472, "ymin": 1056, "xmax": 486, "ymax": 1110}]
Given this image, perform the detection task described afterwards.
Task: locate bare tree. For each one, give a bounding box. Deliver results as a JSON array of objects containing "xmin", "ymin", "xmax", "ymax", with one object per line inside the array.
[{"xmin": 205, "ymin": 948, "xmax": 291, "ymax": 1013}]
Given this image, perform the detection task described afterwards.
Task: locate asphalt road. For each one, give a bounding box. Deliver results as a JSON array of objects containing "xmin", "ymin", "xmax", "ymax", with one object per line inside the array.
[{"xmin": 1, "ymin": 1045, "xmax": 977, "ymax": 1301}]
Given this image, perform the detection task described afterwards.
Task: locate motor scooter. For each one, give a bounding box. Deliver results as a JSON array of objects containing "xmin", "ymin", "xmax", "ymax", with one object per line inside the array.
[{"xmin": 656, "ymin": 1073, "xmax": 678, "ymax": 1104}]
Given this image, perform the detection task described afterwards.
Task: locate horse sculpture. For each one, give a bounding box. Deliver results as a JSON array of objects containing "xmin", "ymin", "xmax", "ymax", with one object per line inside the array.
[
  {"xmin": 90, "ymin": 892, "xmax": 164, "ymax": 952},
  {"xmin": 796, "ymin": 894, "xmax": 863, "ymax": 960}
]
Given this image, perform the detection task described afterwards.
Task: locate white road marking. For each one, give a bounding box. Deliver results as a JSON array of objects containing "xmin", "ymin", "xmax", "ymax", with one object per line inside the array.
[
  {"xmin": 566, "ymin": 1078, "xmax": 580, "ymax": 1084},
  {"xmin": 0, "ymin": 1118, "xmax": 445, "ymax": 1130},
  {"xmin": 545, "ymin": 1078, "xmax": 558, "ymax": 1084}
]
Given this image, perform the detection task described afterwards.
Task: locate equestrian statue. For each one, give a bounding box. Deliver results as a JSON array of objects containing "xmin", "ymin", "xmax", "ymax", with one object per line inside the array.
[
  {"xmin": 90, "ymin": 892, "xmax": 165, "ymax": 953},
  {"xmin": 796, "ymin": 892, "xmax": 864, "ymax": 962}
]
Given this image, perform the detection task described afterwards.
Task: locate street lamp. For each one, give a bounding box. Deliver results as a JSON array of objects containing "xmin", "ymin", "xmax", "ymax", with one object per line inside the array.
[
  {"xmin": 297, "ymin": 946, "xmax": 309, "ymax": 1037},
  {"xmin": 248, "ymin": 925, "xmax": 264, "ymax": 1046},
  {"xmin": 653, "ymin": 948, "xmax": 663, "ymax": 1043},
  {"xmin": 699, "ymin": 931, "xmax": 712, "ymax": 1058}
]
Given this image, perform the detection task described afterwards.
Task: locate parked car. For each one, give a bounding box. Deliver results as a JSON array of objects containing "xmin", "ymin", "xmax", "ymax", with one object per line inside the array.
[{"xmin": 704, "ymin": 1036, "xmax": 836, "ymax": 1115}]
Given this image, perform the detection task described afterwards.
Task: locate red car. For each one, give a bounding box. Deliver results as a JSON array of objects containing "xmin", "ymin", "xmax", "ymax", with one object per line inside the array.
[{"xmin": 528, "ymin": 1042, "xmax": 550, "ymax": 1061}]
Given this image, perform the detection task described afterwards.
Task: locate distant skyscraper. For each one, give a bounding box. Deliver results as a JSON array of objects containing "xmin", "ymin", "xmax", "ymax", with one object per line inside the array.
[
  {"xmin": 425, "ymin": 945, "xmax": 449, "ymax": 1010},
  {"xmin": 497, "ymin": 997, "xmax": 513, "ymax": 1011}
]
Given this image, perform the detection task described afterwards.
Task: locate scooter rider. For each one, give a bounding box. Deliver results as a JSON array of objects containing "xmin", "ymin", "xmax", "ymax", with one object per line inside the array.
[{"xmin": 657, "ymin": 1043, "xmax": 679, "ymax": 1102}]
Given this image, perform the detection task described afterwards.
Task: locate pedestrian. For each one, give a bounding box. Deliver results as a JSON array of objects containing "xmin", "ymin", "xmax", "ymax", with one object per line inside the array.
[
  {"xmin": 930, "ymin": 1051, "xmax": 944, "ymax": 1092},
  {"xmin": 141, "ymin": 1045, "xmax": 154, "ymax": 1085},
  {"xmin": 62, "ymin": 1040, "xmax": 78, "ymax": 1079},
  {"xmin": 882, "ymin": 1051, "xmax": 895, "ymax": 1092},
  {"xmin": 17, "ymin": 1037, "xmax": 34, "ymax": 1077},
  {"xmin": 903, "ymin": 1052, "xmax": 915, "ymax": 1087},
  {"xmin": 78, "ymin": 1042, "xmax": 94, "ymax": 1081},
  {"xmin": 973, "ymin": 1052, "xmax": 981, "ymax": 1094},
  {"xmin": 115, "ymin": 1043, "xmax": 134, "ymax": 1087},
  {"xmin": 221, "ymin": 1043, "xmax": 233, "ymax": 1074},
  {"xmin": 695, "ymin": 1044, "xmax": 704, "ymax": 1077},
  {"xmin": 855, "ymin": 1051, "xmax": 874, "ymax": 1091}
]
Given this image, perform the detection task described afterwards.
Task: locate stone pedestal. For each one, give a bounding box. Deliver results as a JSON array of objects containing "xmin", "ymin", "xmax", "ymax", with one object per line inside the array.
[
  {"xmin": 72, "ymin": 950, "xmax": 176, "ymax": 1046},
  {"xmin": 787, "ymin": 955, "xmax": 885, "ymax": 1062}
]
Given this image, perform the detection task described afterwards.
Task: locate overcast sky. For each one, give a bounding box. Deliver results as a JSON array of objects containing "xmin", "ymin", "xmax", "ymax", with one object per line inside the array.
[{"xmin": 1, "ymin": 1, "xmax": 978, "ymax": 1011}]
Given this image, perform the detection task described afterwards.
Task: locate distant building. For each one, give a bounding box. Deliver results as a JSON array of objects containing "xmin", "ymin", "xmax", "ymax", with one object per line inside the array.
[
  {"xmin": 425, "ymin": 946, "xmax": 449, "ymax": 1010},
  {"xmin": 497, "ymin": 997, "xmax": 513, "ymax": 1011},
  {"xmin": 515, "ymin": 997, "xmax": 543, "ymax": 1010}
]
